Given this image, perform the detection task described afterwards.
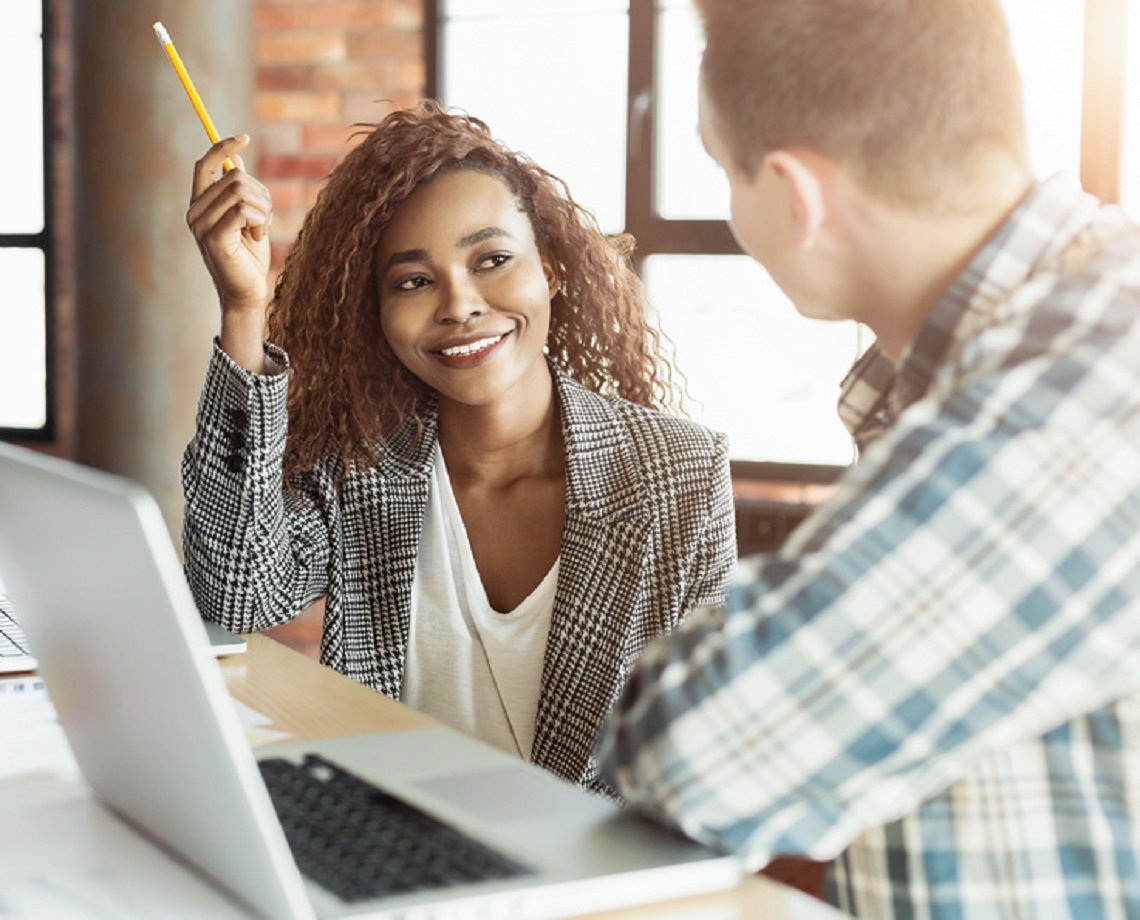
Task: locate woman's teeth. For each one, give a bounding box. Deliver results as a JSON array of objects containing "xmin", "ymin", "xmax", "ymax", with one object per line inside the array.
[{"xmin": 439, "ymin": 334, "xmax": 504, "ymax": 357}]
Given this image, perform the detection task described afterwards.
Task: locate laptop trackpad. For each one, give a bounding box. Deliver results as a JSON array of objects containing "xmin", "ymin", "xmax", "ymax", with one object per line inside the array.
[{"xmin": 415, "ymin": 766, "xmax": 597, "ymax": 823}]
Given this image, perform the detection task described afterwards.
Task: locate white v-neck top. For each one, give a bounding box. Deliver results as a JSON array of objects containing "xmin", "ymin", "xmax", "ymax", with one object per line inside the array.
[{"xmin": 402, "ymin": 443, "xmax": 558, "ymax": 760}]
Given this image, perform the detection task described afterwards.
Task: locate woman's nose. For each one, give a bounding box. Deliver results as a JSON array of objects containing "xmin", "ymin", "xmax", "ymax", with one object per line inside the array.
[{"xmin": 435, "ymin": 275, "xmax": 488, "ymax": 324}]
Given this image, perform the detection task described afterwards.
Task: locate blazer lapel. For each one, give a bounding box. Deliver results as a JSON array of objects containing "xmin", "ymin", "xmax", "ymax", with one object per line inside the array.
[{"xmin": 531, "ymin": 370, "xmax": 653, "ymax": 787}]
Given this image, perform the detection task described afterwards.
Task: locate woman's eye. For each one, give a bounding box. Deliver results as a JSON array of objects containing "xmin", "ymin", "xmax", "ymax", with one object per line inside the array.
[
  {"xmin": 394, "ymin": 274, "xmax": 430, "ymax": 292},
  {"xmin": 476, "ymin": 253, "xmax": 511, "ymax": 272}
]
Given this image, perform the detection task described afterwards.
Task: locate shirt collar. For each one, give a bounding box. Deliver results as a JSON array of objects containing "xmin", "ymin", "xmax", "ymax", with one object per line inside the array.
[{"xmin": 837, "ymin": 173, "xmax": 1097, "ymax": 451}]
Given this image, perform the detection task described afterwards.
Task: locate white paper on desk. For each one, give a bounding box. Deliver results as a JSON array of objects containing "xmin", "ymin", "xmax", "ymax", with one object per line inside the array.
[
  {"xmin": 231, "ymin": 697, "xmax": 291, "ymax": 746},
  {"xmin": 0, "ymin": 681, "xmax": 289, "ymax": 785},
  {"xmin": 0, "ymin": 677, "xmax": 80, "ymax": 782},
  {"xmin": 0, "ymin": 776, "xmax": 248, "ymax": 919}
]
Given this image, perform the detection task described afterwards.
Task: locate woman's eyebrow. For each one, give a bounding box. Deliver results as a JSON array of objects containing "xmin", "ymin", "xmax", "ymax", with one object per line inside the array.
[
  {"xmin": 381, "ymin": 226, "xmax": 516, "ymax": 273},
  {"xmin": 382, "ymin": 249, "xmax": 428, "ymax": 272},
  {"xmin": 458, "ymin": 226, "xmax": 514, "ymax": 248}
]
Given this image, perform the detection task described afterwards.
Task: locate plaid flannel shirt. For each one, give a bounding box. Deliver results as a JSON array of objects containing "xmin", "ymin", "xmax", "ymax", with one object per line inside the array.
[{"xmin": 597, "ymin": 174, "xmax": 1140, "ymax": 919}]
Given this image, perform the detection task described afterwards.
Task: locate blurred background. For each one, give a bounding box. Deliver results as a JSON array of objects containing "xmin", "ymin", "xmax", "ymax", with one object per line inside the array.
[{"xmin": 3, "ymin": 0, "xmax": 1138, "ymax": 649}]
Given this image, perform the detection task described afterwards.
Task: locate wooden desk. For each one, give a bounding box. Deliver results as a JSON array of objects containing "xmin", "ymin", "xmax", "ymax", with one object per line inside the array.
[
  {"xmin": 221, "ymin": 631, "xmax": 438, "ymax": 740},
  {"xmin": 220, "ymin": 635, "xmax": 847, "ymax": 920}
]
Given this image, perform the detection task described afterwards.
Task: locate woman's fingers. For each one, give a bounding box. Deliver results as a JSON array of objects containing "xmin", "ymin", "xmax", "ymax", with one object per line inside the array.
[
  {"xmin": 187, "ymin": 174, "xmax": 272, "ymax": 246},
  {"xmin": 194, "ymin": 197, "xmax": 272, "ymax": 310},
  {"xmin": 185, "ymin": 138, "xmax": 273, "ymax": 311},
  {"xmin": 185, "ymin": 134, "xmax": 274, "ymax": 312},
  {"xmin": 193, "ymin": 197, "xmax": 269, "ymax": 253},
  {"xmin": 190, "ymin": 134, "xmax": 251, "ymax": 201}
]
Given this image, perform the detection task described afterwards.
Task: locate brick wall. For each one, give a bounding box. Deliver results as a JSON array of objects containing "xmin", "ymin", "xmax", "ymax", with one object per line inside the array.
[
  {"xmin": 253, "ymin": 0, "xmax": 427, "ymax": 274},
  {"xmin": 42, "ymin": 0, "xmax": 427, "ymax": 462}
]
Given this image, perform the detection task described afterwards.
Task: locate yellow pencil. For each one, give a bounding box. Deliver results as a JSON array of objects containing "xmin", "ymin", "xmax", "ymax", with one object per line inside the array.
[{"xmin": 152, "ymin": 21, "xmax": 236, "ymax": 172}]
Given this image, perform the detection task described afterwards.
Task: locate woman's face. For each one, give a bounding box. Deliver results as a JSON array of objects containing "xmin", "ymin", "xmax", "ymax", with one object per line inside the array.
[{"xmin": 375, "ymin": 168, "xmax": 558, "ymax": 410}]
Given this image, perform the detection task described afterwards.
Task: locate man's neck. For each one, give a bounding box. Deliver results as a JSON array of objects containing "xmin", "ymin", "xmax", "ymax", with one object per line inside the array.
[{"xmin": 843, "ymin": 165, "xmax": 1035, "ymax": 362}]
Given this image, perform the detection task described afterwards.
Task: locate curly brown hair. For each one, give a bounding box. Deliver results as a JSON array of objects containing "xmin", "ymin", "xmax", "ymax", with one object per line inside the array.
[{"xmin": 268, "ymin": 99, "xmax": 681, "ymax": 481}]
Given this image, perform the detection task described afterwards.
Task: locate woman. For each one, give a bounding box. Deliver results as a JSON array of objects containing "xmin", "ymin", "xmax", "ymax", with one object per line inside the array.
[{"xmin": 182, "ymin": 101, "xmax": 735, "ymax": 797}]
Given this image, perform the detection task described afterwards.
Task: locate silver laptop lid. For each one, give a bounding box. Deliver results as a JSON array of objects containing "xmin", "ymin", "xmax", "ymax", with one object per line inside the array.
[
  {"xmin": 0, "ymin": 444, "xmax": 745, "ymax": 920},
  {"xmin": 0, "ymin": 443, "xmax": 313, "ymax": 919}
]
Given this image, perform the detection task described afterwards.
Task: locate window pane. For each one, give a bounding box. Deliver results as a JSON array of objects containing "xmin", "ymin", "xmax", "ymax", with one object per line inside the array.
[
  {"xmin": 1120, "ymin": 0, "xmax": 1140, "ymax": 217},
  {"xmin": 0, "ymin": 249, "xmax": 47, "ymax": 429},
  {"xmin": 439, "ymin": 5, "xmax": 629, "ymax": 232},
  {"xmin": 0, "ymin": 17, "xmax": 44, "ymax": 234},
  {"xmin": 655, "ymin": 0, "xmax": 726, "ymax": 220},
  {"xmin": 7, "ymin": 0, "xmax": 41, "ymax": 32},
  {"xmin": 1000, "ymin": 0, "xmax": 1084, "ymax": 179},
  {"xmin": 645, "ymin": 255, "xmax": 862, "ymax": 468}
]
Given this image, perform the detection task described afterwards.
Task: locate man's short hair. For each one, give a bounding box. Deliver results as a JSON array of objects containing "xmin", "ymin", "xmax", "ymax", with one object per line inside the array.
[{"xmin": 696, "ymin": 0, "xmax": 1030, "ymax": 207}]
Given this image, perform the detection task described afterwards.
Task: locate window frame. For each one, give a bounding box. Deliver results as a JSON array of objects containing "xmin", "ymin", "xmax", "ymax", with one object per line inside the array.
[
  {"xmin": 0, "ymin": 0, "xmax": 54, "ymax": 443},
  {"xmin": 427, "ymin": 0, "xmax": 1129, "ymax": 488}
]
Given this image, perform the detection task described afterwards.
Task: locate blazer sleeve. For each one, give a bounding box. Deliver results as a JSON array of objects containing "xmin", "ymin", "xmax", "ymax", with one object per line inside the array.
[
  {"xmin": 680, "ymin": 429, "xmax": 737, "ymax": 614},
  {"xmin": 181, "ymin": 340, "xmax": 331, "ymax": 632}
]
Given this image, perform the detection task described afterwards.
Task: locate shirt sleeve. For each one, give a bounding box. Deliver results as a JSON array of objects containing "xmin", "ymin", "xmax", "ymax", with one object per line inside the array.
[
  {"xmin": 596, "ymin": 352, "xmax": 1140, "ymax": 869},
  {"xmin": 181, "ymin": 339, "xmax": 332, "ymax": 633}
]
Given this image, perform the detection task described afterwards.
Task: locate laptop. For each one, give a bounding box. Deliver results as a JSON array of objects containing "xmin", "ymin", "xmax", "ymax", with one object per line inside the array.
[
  {"xmin": 1, "ymin": 589, "xmax": 245, "ymax": 671},
  {"xmin": 0, "ymin": 592, "xmax": 37, "ymax": 674},
  {"xmin": 0, "ymin": 443, "xmax": 742, "ymax": 920}
]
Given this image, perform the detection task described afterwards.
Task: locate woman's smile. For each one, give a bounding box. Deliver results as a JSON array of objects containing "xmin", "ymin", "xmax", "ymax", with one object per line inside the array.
[{"xmin": 432, "ymin": 331, "xmax": 511, "ymax": 367}]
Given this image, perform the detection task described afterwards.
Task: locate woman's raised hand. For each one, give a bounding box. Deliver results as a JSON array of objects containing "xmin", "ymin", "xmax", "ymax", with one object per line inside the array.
[{"xmin": 186, "ymin": 134, "xmax": 274, "ymax": 371}]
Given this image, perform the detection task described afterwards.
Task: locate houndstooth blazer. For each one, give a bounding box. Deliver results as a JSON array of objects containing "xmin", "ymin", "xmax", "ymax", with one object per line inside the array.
[{"xmin": 182, "ymin": 341, "xmax": 736, "ymax": 797}]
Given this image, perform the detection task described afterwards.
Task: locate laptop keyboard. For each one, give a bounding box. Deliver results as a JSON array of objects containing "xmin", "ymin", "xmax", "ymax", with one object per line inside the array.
[
  {"xmin": 258, "ymin": 754, "xmax": 534, "ymax": 903},
  {"xmin": 1, "ymin": 596, "xmax": 35, "ymax": 664}
]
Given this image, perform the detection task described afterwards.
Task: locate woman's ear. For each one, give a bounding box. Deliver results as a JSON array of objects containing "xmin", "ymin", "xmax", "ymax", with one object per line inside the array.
[
  {"xmin": 764, "ymin": 149, "xmax": 827, "ymax": 249},
  {"xmin": 543, "ymin": 258, "xmax": 560, "ymax": 298}
]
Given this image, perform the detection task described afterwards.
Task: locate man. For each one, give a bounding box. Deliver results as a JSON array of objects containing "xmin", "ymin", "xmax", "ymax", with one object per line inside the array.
[{"xmin": 596, "ymin": 1, "xmax": 1140, "ymax": 916}]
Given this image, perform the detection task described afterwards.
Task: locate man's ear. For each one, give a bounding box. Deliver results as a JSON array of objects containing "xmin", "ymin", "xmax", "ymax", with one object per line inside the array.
[{"xmin": 763, "ymin": 149, "xmax": 827, "ymax": 248}]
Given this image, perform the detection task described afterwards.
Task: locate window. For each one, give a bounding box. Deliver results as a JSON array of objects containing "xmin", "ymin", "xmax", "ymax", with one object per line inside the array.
[
  {"xmin": 628, "ymin": 0, "xmax": 862, "ymax": 477},
  {"xmin": 1118, "ymin": 2, "xmax": 1140, "ymax": 213},
  {"xmin": 430, "ymin": 0, "xmax": 1138, "ymax": 483},
  {"xmin": 432, "ymin": 1, "xmax": 630, "ymax": 232},
  {"xmin": 0, "ymin": 0, "xmax": 51, "ymax": 440}
]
